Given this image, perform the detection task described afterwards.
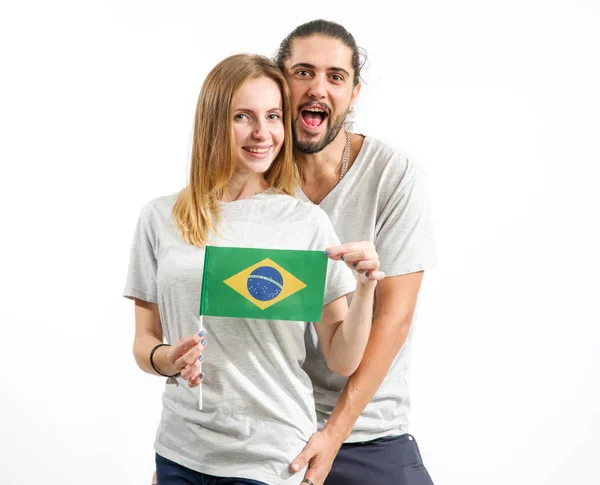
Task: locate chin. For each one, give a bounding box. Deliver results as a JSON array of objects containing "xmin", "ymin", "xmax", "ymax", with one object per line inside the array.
[{"xmin": 244, "ymin": 160, "xmax": 276, "ymax": 174}]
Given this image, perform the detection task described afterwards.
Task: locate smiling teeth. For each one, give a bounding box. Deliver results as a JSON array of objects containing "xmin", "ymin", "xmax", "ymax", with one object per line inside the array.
[
  {"xmin": 305, "ymin": 108, "xmax": 325, "ymax": 113},
  {"xmin": 246, "ymin": 147, "xmax": 269, "ymax": 153}
]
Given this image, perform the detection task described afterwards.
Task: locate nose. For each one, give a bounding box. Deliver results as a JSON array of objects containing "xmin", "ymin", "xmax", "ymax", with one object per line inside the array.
[
  {"xmin": 307, "ymin": 74, "xmax": 327, "ymax": 100},
  {"xmin": 252, "ymin": 119, "xmax": 268, "ymax": 140}
]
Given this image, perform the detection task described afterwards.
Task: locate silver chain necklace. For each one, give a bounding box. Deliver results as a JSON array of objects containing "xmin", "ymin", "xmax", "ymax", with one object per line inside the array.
[{"xmin": 339, "ymin": 131, "xmax": 350, "ymax": 181}]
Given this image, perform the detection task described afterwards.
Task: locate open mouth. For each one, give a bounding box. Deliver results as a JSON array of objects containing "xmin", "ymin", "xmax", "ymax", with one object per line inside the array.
[{"xmin": 301, "ymin": 106, "xmax": 328, "ymax": 128}]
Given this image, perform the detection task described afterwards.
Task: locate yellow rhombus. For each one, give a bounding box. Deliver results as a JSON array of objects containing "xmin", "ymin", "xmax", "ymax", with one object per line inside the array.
[{"xmin": 223, "ymin": 258, "xmax": 307, "ymax": 310}]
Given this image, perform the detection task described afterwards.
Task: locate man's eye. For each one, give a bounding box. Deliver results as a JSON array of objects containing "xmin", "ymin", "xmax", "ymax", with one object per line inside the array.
[
  {"xmin": 331, "ymin": 74, "xmax": 343, "ymax": 81},
  {"xmin": 297, "ymin": 70, "xmax": 310, "ymax": 77}
]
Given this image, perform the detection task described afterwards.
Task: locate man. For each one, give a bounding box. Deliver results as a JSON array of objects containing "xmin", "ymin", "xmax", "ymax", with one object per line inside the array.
[{"xmin": 275, "ymin": 20, "xmax": 436, "ymax": 485}]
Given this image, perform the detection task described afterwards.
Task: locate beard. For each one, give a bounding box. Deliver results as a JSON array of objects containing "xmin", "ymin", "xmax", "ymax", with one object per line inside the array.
[{"xmin": 293, "ymin": 111, "xmax": 347, "ymax": 154}]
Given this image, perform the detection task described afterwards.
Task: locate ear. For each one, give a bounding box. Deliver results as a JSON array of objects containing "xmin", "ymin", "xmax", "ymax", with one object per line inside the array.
[{"xmin": 350, "ymin": 82, "xmax": 361, "ymax": 108}]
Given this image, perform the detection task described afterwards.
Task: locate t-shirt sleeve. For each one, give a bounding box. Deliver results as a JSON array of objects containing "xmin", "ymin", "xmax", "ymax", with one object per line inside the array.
[
  {"xmin": 123, "ymin": 205, "xmax": 158, "ymax": 303},
  {"xmin": 313, "ymin": 208, "xmax": 357, "ymax": 306},
  {"xmin": 375, "ymin": 156, "xmax": 437, "ymax": 276}
]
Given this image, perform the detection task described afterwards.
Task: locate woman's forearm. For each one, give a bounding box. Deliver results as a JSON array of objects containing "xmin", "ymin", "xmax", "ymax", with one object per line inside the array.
[{"xmin": 326, "ymin": 281, "xmax": 376, "ymax": 376}]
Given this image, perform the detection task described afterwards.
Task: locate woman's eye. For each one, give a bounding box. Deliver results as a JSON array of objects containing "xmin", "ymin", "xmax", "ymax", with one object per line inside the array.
[
  {"xmin": 234, "ymin": 113, "xmax": 247, "ymax": 120},
  {"xmin": 268, "ymin": 114, "xmax": 280, "ymax": 120}
]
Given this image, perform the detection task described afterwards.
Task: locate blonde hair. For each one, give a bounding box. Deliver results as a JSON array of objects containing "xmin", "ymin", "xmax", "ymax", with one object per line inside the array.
[{"xmin": 173, "ymin": 54, "xmax": 297, "ymax": 247}]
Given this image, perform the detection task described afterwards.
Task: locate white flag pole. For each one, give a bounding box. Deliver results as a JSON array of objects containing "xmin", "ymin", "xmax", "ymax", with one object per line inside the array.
[
  {"xmin": 198, "ymin": 246, "xmax": 210, "ymax": 412},
  {"xmin": 198, "ymin": 314, "xmax": 203, "ymax": 411}
]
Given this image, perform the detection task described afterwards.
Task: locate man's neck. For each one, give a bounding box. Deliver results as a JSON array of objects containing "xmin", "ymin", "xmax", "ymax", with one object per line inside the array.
[
  {"xmin": 296, "ymin": 131, "xmax": 364, "ymax": 205},
  {"xmin": 295, "ymin": 130, "xmax": 347, "ymax": 180}
]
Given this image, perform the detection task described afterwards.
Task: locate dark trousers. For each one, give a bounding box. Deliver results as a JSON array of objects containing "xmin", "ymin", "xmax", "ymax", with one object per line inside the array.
[
  {"xmin": 156, "ymin": 454, "xmax": 268, "ymax": 485},
  {"xmin": 325, "ymin": 434, "xmax": 435, "ymax": 485}
]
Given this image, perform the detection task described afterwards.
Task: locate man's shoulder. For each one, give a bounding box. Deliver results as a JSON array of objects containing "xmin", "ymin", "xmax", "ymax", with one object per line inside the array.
[
  {"xmin": 362, "ymin": 135, "xmax": 408, "ymax": 157},
  {"xmin": 358, "ymin": 136, "xmax": 425, "ymax": 183}
]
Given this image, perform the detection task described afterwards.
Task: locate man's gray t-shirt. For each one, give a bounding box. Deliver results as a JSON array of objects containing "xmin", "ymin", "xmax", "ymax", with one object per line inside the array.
[
  {"xmin": 297, "ymin": 136, "xmax": 437, "ymax": 443},
  {"xmin": 124, "ymin": 191, "xmax": 356, "ymax": 485}
]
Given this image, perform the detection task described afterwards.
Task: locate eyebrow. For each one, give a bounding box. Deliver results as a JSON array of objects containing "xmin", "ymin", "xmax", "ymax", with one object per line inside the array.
[
  {"xmin": 289, "ymin": 62, "xmax": 350, "ymax": 78},
  {"xmin": 234, "ymin": 107, "xmax": 282, "ymax": 113}
]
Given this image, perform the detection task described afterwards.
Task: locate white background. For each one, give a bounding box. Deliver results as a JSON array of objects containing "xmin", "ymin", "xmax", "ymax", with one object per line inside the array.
[{"xmin": 1, "ymin": 1, "xmax": 599, "ymax": 484}]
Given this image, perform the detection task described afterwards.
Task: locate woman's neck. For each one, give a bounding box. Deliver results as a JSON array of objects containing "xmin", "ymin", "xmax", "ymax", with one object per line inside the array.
[{"xmin": 222, "ymin": 172, "xmax": 269, "ymax": 202}]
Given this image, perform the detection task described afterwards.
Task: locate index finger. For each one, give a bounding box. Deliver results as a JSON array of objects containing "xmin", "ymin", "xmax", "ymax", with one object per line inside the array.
[
  {"xmin": 324, "ymin": 243, "xmax": 354, "ymax": 260},
  {"xmin": 171, "ymin": 334, "xmax": 202, "ymax": 358},
  {"xmin": 325, "ymin": 241, "xmax": 373, "ymax": 260}
]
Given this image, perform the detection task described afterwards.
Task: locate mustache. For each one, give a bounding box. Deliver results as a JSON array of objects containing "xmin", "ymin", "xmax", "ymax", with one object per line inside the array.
[{"xmin": 298, "ymin": 101, "xmax": 331, "ymax": 115}]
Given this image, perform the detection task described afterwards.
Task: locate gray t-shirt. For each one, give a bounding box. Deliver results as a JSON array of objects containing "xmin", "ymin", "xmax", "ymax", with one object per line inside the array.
[
  {"xmin": 297, "ymin": 136, "xmax": 437, "ymax": 442},
  {"xmin": 124, "ymin": 191, "xmax": 356, "ymax": 485}
]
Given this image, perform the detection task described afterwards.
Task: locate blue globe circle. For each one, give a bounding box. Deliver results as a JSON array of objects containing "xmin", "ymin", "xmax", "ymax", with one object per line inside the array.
[{"xmin": 247, "ymin": 266, "xmax": 284, "ymax": 301}]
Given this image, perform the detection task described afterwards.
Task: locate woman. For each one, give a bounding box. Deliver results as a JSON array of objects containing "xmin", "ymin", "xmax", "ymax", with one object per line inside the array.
[{"xmin": 124, "ymin": 54, "xmax": 384, "ymax": 485}]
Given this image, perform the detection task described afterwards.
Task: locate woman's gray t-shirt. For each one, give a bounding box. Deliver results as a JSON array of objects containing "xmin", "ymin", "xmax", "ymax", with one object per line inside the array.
[{"xmin": 124, "ymin": 191, "xmax": 356, "ymax": 485}]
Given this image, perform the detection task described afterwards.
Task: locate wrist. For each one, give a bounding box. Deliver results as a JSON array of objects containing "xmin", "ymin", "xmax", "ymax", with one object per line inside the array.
[
  {"xmin": 321, "ymin": 417, "xmax": 351, "ymax": 445},
  {"xmin": 151, "ymin": 344, "xmax": 179, "ymax": 377},
  {"xmin": 355, "ymin": 279, "xmax": 377, "ymax": 293}
]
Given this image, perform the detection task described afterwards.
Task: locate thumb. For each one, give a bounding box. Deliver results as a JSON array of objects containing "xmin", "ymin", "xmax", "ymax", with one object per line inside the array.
[{"xmin": 290, "ymin": 443, "xmax": 314, "ymax": 473}]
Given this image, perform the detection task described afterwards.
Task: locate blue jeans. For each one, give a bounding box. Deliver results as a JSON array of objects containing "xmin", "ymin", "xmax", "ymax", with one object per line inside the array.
[
  {"xmin": 325, "ymin": 434, "xmax": 435, "ymax": 485},
  {"xmin": 155, "ymin": 454, "xmax": 268, "ymax": 485}
]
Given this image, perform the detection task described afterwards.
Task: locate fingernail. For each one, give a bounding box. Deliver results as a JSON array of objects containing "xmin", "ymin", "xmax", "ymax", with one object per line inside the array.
[
  {"xmin": 324, "ymin": 249, "xmax": 331, "ymax": 256},
  {"xmin": 201, "ymin": 340, "xmax": 206, "ymax": 346},
  {"xmin": 199, "ymin": 355, "xmax": 205, "ymax": 362},
  {"xmin": 199, "ymin": 373, "xmax": 205, "ymax": 380},
  {"xmin": 198, "ymin": 330, "xmax": 205, "ymax": 337},
  {"xmin": 365, "ymin": 272, "xmax": 370, "ymax": 277},
  {"xmin": 291, "ymin": 462, "xmax": 300, "ymax": 472}
]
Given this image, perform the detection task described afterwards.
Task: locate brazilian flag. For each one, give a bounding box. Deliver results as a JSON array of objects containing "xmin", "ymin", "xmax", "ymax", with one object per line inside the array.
[{"xmin": 200, "ymin": 246, "xmax": 328, "ymax": 322}]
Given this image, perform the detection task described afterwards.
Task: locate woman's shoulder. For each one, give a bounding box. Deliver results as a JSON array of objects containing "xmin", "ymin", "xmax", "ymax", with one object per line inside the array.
[
  {"xmin": 136, "ymin": 193, "xmax": 178, "ymax": 225},
  {"xmin": 265, "ymin": 190, "xmax": 328, "ymax": 219}
]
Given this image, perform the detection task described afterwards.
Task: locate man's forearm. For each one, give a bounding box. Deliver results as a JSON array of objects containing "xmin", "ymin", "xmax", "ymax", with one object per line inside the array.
[
  {"xmin": 323, "ymin": 310, "xmax": 414, "ymax": 441},
  {"xmin": 289, "ymin": 274, "xmax": 425, "ymax": 482}
]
